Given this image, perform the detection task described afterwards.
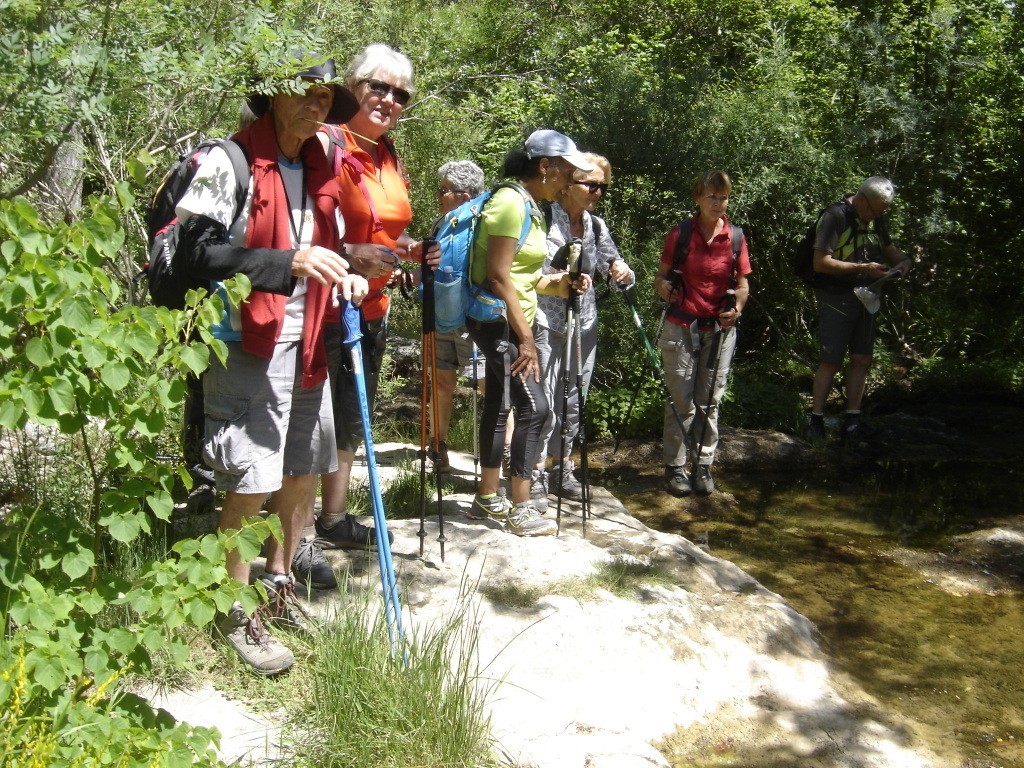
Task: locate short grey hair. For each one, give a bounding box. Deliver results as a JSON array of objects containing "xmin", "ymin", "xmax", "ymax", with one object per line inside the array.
[
  {"xmin": 438, "ymin": 160, "xmax": 485, "ymax": 197},
  {"xmin": 858, "ymin": 176, "xmax": 895, "ymax": 208},
  {"xmin": 344, "ymin": 43, "xmax": 415, "ymax": 96}
]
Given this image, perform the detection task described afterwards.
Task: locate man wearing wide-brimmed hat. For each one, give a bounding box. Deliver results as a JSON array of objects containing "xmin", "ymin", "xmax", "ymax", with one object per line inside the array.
[{"xmin": 175, "ymin": 54, "xmax": 367, "ymax": 675}]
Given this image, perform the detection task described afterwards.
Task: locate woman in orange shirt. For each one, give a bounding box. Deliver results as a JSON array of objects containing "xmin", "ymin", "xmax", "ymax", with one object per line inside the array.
[{"xmin": 298, "ymin": 44, "xmax": 427, "ymax": 578}]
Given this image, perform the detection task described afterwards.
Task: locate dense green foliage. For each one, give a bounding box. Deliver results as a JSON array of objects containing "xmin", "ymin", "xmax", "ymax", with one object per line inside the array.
[{"xmin": 0, "ymin": 0, "xmax": 1021, "ymax": 761}]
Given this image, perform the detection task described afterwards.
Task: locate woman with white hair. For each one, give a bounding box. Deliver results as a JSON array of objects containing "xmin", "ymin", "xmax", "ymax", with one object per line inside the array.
[{"xmin": 299, "ymin": 44, "xmax": 434, "ymax": 577}]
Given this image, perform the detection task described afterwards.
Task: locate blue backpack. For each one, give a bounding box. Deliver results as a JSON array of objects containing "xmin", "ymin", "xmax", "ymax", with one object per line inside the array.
[{"xmin": 429, "ymin": 182, "xmax": 536, "ymax": 333}]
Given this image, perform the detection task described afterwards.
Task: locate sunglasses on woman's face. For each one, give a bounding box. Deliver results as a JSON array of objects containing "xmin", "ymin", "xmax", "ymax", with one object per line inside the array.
[
  {"xmin": 359, "ymin": 78, "xmax": 411, "ymax": 107},
  {"xmin": 574, "ymin": 181, "xmax": 608, "ymax": 194}
]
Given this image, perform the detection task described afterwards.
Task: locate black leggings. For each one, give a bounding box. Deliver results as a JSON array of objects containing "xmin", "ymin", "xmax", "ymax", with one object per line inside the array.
[{"xmin": 467, "ymin": 318, "xmax": 548, "ymax": 479}]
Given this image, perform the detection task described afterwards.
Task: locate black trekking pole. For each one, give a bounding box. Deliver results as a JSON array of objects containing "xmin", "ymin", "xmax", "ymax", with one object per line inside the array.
[
  {"xmin": 555, "ymin": 239, "xmax": 582, "ymax": 535},
  {"xmin": 417, "ymin": 238, "xmax": 446, "ymax": 561},
  {"xmin": 571, "ymin": 265, "xmax": 591, "ymax": 534},
  {"xmin": 612, "ymin": 281, "xmax": 689, "ymax": 453},
  {"xmin": 690, "ymin": 289, "xmax": 736, "ymax": 491}
]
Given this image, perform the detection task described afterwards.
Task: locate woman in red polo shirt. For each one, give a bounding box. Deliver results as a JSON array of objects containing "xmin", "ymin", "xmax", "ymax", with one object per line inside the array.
[{"xmin": 654, "ymin": 170, "xmax": 752, "ymax": 498}]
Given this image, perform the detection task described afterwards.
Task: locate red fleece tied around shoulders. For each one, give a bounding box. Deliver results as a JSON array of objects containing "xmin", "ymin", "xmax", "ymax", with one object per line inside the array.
[{"xmin": 233, "ymin": 113, "xmax": 342, "ymax": 388}]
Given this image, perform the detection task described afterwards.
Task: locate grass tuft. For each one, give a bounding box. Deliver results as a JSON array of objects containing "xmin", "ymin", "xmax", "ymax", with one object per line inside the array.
[{"xmin": 293, "ymin": 585, "xmax": 497, "ymax": 767}]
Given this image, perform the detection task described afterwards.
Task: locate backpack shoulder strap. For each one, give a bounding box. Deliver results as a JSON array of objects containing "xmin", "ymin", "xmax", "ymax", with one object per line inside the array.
[
  {"xmin": 672, "ymin": 217, "xmax": 693, "ymax": 271},
  {"xmin": 220, "ymin": 138, "xmax": 251, "ymax": 227},
  {"xmin": 492, "ymin": 181, "xmax": 536, "ymax": 252},
  {"xmin": 729, "ymin": 224, "xmax": 743, "ymax": 276}
]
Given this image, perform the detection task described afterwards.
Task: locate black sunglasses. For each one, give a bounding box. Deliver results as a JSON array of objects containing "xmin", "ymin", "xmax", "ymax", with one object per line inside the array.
[
  {"xmin": 574, "ymin": 181, "xmax": 608, "ymax": 194},
  {"xmin": 359, "ymin": 78, "xmax": 411, "ymax": 106}
]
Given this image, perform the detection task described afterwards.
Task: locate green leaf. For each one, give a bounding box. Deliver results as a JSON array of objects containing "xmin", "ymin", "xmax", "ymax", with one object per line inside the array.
[
  {"xmin": 100, "ymin": 362, "xmax": 130, "ymax": 392},
  {"xmin": 60, "ymin": 296, "xmax": 95, "ymax": 330},
  {"xmin": 0, "ymin": 398, "xmax": 24, "ymax": 429},
  {"xmin": 20, "ymin": 383, "xmax": 45, "ymax": 419},
  {"xmin": 47, "ymin": 377, "xmax": 76, "ymax": 414},
  {"xmin": 106, "ymin": 511, "xmax": 143, "ymax": 543},
  {"xmin": 178, "ymin": 344, "xmax": 210, "ymax": 376},
  {"xmin": 234, "ymin": 526, "xmax": 265, "ymax": 562},
  {"xmin": 25, "ymin": 336, "xmax": 52, "ymax": 367},
  {"xmin": 61, "ymin": 547, "xmax": 95, "ymax": 581},
  {"xmin": 146, "ymin": 490, "xmax": 173, "ymax": 522},
  {"xmin": 189, "ymin": 597, "xmax": 216, "ymax": 627}
]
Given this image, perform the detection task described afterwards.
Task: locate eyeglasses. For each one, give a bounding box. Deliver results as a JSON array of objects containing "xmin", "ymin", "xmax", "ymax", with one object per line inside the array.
[
  {"xmin": 359, "ymin": 78, "xmax": 411, "ymax": 107},
  {"xmin": 437, "ymin": 187, "xmax": 462, "ymax": 196},
  {"xmin": 574, "ymin": 181, "xmax": 608, "ymax": 194}
]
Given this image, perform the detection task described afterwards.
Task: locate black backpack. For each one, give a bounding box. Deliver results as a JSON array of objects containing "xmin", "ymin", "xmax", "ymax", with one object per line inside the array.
[
  {"xmin": 793, "ymin": 198, "xmax": 857, "ymax": 287},
  {"xmin": 141, "ymin": 138, "xmax": 250, "ymax": 309}
]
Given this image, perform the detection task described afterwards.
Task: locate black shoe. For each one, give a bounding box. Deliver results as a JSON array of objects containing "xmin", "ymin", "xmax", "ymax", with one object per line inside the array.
[
  {"xmin": 840, "ymin": 413, "xmax": 876, "ymax": 444},
  {"xmin": 291, "ymin": 536, "xmax": 338, "ymax": 590},
  {"xmin": 693, "ymin": 465, "xmax": 715, "ymax": 495},
  {"xmin": 315, "ymin": 515, "xmax": 394, "ymax": 549},
  {"xmin": 665, "ymin": 466, "xmax": 691, "ymax": 497},
  {"xmin": 552, "ymin": 460, "xmax": 584, "ymax": 502},
  {"xmin": 805, "ymin": 416, "xmax": 826, "ymax": 443}
]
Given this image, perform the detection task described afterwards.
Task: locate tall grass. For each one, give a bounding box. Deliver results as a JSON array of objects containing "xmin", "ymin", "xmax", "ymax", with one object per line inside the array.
[{"xmin": 294, "ymin": 586, "xmax": 497, "ymax": 767}]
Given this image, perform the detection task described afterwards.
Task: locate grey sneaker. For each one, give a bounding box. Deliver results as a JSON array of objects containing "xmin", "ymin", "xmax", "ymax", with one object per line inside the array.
[
  {"xmin": 467, "ymin": 491, "xmax": 512, "ymax": 520},
  {"xmin": 505, "ymin": 502, "xmax": 557, "ymax": 537},
  {"xmin": 215, "ymin": 603, "xmax": 294, "ymax": 676},
  {"xmin": 291, "ymin": 536, "xmax": 337, "ymax": 590},
  {"xmin": 315, "ymin": 514, "xmax": 393, "ymax": 549},
  {"xmin": 551, "ymin": 460, "xmax": 584, "ymax": 502},
  {"xmin": 665, "ymin": 466, "xmax": 691, "ymax": 497},
  {"xmin": 693, "ymin": 465, "xmax": 715, "ymax": 495},
  {"xmin": 530, "ymin": 469, "xmax": 549, "ymax": 513},
  {"xmin": 259, "ymin": 573, "xmax": 313, "ymax": 633}
]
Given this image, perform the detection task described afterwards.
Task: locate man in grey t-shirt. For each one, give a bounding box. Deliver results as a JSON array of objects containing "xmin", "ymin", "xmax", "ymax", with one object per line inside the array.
[{"xmin": 806, "ymin": 176, "xmax": 912, "ymax": 443}]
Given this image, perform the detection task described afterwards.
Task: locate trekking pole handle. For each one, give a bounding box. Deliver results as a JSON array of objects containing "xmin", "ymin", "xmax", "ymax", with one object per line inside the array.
[
  {"xmin": 342, "ymin": 300, "xmax": 363, "ymax": 346},
  {"xmin": 568, "ymin": 238, "xmax": 582, "ymax": 280},
  {"xmin": 420, "ymin": 237, "xmax": 436, "ymax": 282},
  {"xmin": 719, "ymin": 288, "xmax": 737, "ymax": 313}
]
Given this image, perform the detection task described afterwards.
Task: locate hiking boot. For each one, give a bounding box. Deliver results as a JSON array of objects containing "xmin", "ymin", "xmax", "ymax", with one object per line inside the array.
[
  {"xmin": 805, "ymin": 415, "xmax": 826, "ymax": 443},
  {"xmin": 258, "ymin": 573, "xmax": 313, "ymax": 633},
  {"xmin": 315, "ymin": 515, "xmax": 393, "ymax": 549},
  {"xmin": 693, "ymin": 465, "xmax": 715, "ymax": 495},
  {"xmin": 214, "ymin": 603, "xmax": 294, "ymax": 676},
  {"xmin": 291, "ymin": 536, "xmax": 337, "ymax": 591},
  {"xmin": 505, "ymin": 502, "xmax": 557, "ymax": 537},
  {"xmin": 467, "ymin": 491, "xmax": 512, "ymax": 521},
  {"xmin": 530, "ymin": 469, "xmax": 549, "ymax": 513},
  {"xmin": 665, "ymin": 466, "xmax": 691, "ymax": 497},
  {"xmin": 551, "ymin": 460, "xmax": 584, "ymax": 502},
  {"xmin": 840, "ymin": 413, "xmax": 875, "ymax": 444},
  {"xmin": 432, "ymin": 441, "xmax": 451, "ymax": 473}
]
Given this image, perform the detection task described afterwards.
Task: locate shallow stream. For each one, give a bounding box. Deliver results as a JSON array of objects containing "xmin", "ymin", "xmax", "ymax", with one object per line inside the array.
[{"xmin": 593, "ymin": 405, "xmax": 1024, "ymax": 767}]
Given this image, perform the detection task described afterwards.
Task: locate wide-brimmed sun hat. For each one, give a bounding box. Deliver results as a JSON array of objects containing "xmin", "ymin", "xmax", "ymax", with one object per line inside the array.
[{"xmin": 247, "ymin": 57, "xmax": 359, "ymax": 125}]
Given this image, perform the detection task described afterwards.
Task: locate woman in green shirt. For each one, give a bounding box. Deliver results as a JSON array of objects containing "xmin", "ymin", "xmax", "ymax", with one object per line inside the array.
[{"xmin": 466, "ymin": 130, "xmax": 593, "ymax": 537}]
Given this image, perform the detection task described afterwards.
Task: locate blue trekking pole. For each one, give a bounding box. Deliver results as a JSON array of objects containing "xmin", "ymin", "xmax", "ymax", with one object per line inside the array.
[{"xmin": 342, "ymin": 301, "xmax": 404, "ymax": 654}]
